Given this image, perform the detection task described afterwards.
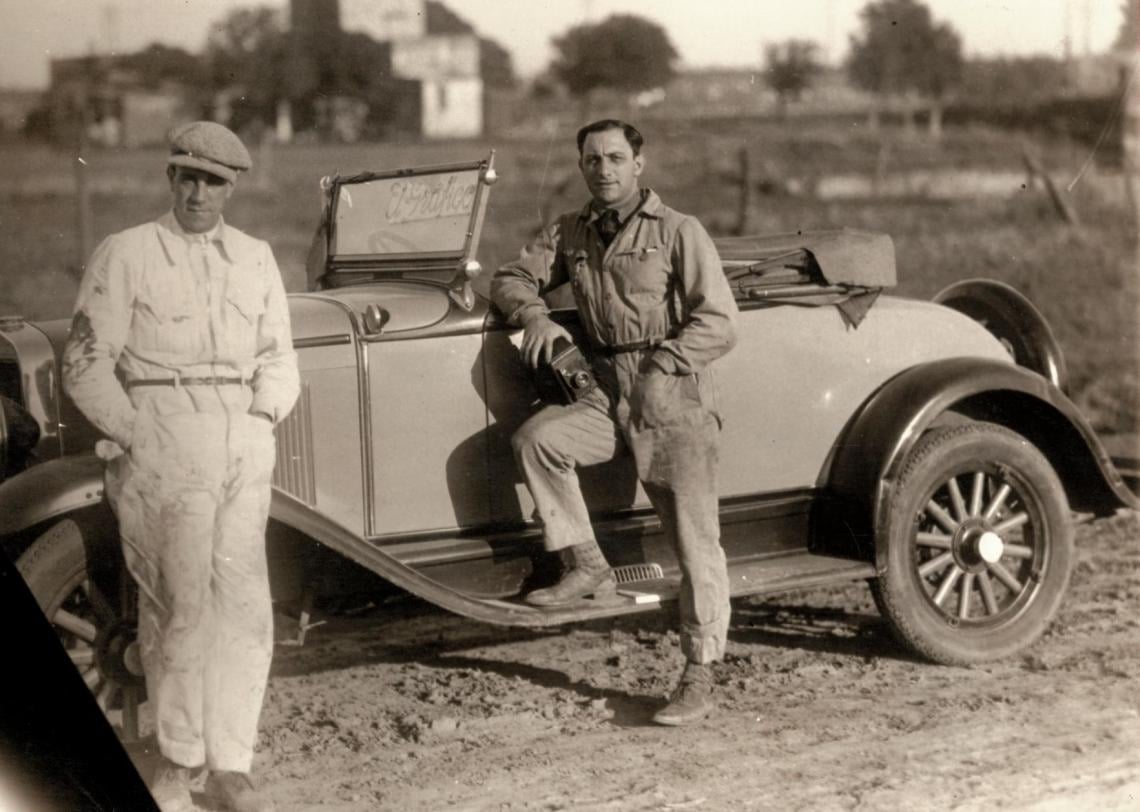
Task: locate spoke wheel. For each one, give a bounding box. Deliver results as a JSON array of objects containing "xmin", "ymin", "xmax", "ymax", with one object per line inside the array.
[
  {"xmin": 15, "ymin": 514, "xmax": 145, "ymax": 741},
  {"xmin": 872, "ymin": 422, "xmax": 1073, "ymax": 665}
]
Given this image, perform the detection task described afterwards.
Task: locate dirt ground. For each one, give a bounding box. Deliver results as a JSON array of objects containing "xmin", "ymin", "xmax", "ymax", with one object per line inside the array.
[{"xmin": 127, "ymin": 509, "xmax": 1140, "ymax": 812}]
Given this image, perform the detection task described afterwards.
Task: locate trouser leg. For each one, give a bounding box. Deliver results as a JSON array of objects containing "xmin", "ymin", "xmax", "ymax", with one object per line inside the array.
[
  {"xmin": 639, "ymin": 416, "xmax": 729, "ymax": 664},
  {"xmin": 511, "ymin": 388, "xmax": 623, "ymax": 552},
  {"xmin": 203, "ymin": 415, "xmax": 277, "ymax": 772},
  {"xmin": 126, "ymin": 476, "xmax": 218, "ymax": 768}
]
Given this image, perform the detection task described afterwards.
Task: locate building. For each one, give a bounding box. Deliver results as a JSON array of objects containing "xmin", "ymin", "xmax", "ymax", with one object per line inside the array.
[
  {"xmin": 45, "ymin": 56, "xmax": 197, "ymax": 148},
  {"xmin": 290, "ymin": 0, "xmax": 484, "ymax": 139}
]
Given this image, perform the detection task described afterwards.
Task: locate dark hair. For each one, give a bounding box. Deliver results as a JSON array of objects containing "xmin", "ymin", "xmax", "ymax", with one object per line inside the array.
[{"xmin": 576, "ymin": 119, "xmax": 644, "ymax": 156}]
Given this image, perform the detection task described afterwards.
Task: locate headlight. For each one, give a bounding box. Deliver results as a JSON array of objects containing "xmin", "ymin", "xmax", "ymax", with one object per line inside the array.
[{"xmin": 0, "ymin": 394, "xmax": 40, "ymax": 479}]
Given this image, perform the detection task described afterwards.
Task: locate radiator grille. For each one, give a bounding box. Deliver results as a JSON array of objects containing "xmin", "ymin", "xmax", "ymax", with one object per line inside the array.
[{"xmin": 272, "ymin": 383, "xmax": 316, "ymax": 505}]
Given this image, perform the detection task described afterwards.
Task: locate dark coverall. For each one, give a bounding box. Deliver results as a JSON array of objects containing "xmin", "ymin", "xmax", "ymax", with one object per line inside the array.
[{"xmin": 492, "ymin": 190, "xmax": 739, "ymax": 663}]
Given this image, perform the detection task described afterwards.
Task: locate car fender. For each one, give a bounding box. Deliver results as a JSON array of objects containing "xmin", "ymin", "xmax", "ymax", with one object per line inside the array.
[
  {"xmin": 934, "ymin": 279, "xmax": 1068, "ymax": 394},
  {"xmin": 0, "ymin": 453, "xmax": 106, "ymax": 537},
  {"xmin": 268, "ymin": 489, "xmax": 653, "ymax": 627},
  {"xmin": 822, "ymin": 357, "xmax": 1137, "ymax": 570}
]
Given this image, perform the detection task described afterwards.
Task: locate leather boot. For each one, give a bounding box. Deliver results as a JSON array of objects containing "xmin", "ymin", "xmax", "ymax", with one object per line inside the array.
[
  {"xmin": 652, "ymin": 661, "xmax": 714, "ymax": 726},
  {"xmin": 524, "ymin": 565, "xmax": 617, "ymax": 606},
  {"xmin": 148, "ymin": 757, "xmax": 193, "ymax": 812},
  {"xmin": 204, "ymin": 771, "xmax": 276, "ymax": 812}
]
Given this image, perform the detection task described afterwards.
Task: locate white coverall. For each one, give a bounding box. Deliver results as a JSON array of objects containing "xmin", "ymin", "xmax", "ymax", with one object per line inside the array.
[{"xmin": 62, "ymin": 212, "xmax": 299, "ymax": 771}]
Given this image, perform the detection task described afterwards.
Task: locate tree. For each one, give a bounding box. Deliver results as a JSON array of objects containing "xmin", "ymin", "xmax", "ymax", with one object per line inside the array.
[
  {"xmin": 120, "ymin": 44, "xmax": 207, "ymax": 89},
  {"xmin": 764, "ymin": 40, "xmax": 821, "ymax": 117},
  {"xmin": 205, "ymin": 7, "xmax": 292, "ymax": 130},
  {"xmin": 846, "ymin": 0, "xmax": 963, "ymax": 136},
  {"xmin": 550, "ymin": 14, "xmax": 678, "ymax": 110}
]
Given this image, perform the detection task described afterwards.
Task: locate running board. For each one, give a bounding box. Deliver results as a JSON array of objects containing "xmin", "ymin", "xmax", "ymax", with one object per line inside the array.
[
  {"xmin": 270, "ymin": 491, "xmax": 875, "ymax": 629},
  {"xmin": 473, "ymin": 552, "xmax": 876, "ymax": 626}
]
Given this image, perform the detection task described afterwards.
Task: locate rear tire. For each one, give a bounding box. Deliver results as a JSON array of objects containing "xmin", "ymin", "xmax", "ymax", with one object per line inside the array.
[
  {"xmin": 16, "ymin": 512, "xmax": 145, "ymax": 740},
  {"xmin": 871, "ymin": 422, "xmax": 1073, "ymax": 665}
]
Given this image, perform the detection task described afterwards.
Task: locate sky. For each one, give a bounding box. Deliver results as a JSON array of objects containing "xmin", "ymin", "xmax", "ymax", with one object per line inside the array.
[{"xmin": 0, "ymin": 0, "xmax": 1127, "ymax": 90}]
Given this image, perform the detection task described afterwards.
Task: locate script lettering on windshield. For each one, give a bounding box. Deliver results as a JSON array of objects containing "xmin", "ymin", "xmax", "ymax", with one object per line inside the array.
[
  {"xmin": 334, "ymin": 168, "xmax": 481, "ymax": 256},
  {"xmin": 385, "ymin": 174, "xmax": 477, "ymax": 225}
]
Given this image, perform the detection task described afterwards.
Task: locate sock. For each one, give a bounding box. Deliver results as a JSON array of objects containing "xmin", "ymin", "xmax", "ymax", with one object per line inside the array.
[{"xmin": 571, "ymin": 539, "xmax": 609, "ymax": 572}]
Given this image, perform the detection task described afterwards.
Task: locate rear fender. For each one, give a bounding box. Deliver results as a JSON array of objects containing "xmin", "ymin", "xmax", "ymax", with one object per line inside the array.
[
  {"xmin": 822, "ymin": 358, "xmax": 1136, "ymax": 568},
  {"xmin": 0, "ymin": 453, "xmax": 105, "ymax": 537},
  {"xmin": 934, "ymin": 279, "xmax": 1068, "ymax": 394}
]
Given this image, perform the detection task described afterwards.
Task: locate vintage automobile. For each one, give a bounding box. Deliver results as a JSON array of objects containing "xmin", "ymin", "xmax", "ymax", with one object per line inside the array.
[{"xmin": 1, "ymin": 153, "xmax": 1136, "ymax": 741}]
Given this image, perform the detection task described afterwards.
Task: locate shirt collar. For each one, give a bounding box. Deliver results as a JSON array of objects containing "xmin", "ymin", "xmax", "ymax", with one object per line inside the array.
[
  {"xmin": 579, "ymin": 188, "xmax": 662, "ymax": 224},
  {"xmin": 157, "ymin": 211, "xmax": 236, "ymax": 262}
]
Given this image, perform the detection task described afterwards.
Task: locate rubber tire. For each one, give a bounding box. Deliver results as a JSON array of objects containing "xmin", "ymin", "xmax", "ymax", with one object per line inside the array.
[
  {"xmin": 871, "ymin": 422, "xmax": 1073, "ymax": 666},
  {"xmin": 15, "ymin": 512, "xmax": 143, "ymax": 737},
  {"xmin": 16, "ymin": 514, "xmax": 120, "ymax": 618}
]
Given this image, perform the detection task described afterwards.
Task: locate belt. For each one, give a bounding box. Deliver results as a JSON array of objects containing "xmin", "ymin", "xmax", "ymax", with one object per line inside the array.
[
  {"xmin": 126, "ymin": 376, "xmax": 248, "ymax": 389},
  {"xmin": 594, "ymin": 339, "xmax": 661, "ymax": 357}
]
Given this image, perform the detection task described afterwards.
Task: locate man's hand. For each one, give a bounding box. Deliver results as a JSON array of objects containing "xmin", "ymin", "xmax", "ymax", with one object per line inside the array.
[{"xmin": 520, "ymin": 314, "xmax": 573, "ymax": 368}]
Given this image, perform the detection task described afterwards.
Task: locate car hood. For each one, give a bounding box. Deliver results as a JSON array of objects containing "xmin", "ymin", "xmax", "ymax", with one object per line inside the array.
[{"xmin": 290, "ymin": 282, "xmax": 484, "ymax": 340}]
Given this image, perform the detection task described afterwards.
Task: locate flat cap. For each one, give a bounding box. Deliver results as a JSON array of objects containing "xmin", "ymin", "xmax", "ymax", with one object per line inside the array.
[{"xmin": 167, "ymin": 121, "xmax": 251, "ymax": 183}]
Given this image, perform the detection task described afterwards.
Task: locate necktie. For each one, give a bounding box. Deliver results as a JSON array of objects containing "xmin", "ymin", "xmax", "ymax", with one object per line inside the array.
[{"xmin": 597, "ymin": 209, "xmax": 621, "ymax": 247}]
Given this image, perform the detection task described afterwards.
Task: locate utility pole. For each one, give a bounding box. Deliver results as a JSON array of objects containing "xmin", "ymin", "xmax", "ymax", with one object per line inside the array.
[
  {"xmin": 102, "ymin": 4, "xmax": 120, "ymax": 54},
  {"xmin": 1063, "ymin": 0, "xmax": 1073, "ymax": 64},
  {"xmin": 74, "ymin": 69, "xmax": 94, "ymax": 276}
]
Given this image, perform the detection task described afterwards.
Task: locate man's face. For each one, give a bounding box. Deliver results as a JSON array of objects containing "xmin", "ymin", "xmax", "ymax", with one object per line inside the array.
[
  {"xmin": 169, "ymin": 166, "xmax": 234, "ymax": 233},
  {"xmin": 579, "ymin": 128, "xmax": 644, "ymax": 208}
]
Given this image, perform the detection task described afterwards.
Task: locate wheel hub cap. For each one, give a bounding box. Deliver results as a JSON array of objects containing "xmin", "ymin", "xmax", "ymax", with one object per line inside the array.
[
  {"xmin": 976, "ymin": 531, "xmax": 1004, "ymax": 564},
  {"xmin": 96, "ymin": 620, "xmax": 146, "ymax": 688}
]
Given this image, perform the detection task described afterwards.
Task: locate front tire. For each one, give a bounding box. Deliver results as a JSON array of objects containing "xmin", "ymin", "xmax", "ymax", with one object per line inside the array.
[
  {"xmin": 872, "ymin": 422, "xmax": 1073, "ymax": 665},
  {"xmin": 15, "ymin": 511, "xmax": 145, "ymax": 740}
]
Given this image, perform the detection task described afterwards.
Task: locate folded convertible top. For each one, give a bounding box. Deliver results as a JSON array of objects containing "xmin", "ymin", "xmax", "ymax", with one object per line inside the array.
[
  {"xmin": 716, "ymin": 229, "xmax": 896, "ymax": 328},
  {"xmin": 715, "ymin": 228, "xmax": 897, "ymax": 289}
]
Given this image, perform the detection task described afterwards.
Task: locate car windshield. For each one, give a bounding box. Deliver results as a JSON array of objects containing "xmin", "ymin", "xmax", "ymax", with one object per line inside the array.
[{"xmin": 332, "ymin": 167, "xmax": 481, "ymax": 258}]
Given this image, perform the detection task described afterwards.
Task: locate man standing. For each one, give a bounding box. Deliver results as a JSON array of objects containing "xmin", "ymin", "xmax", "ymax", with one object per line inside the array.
[
  {"xmin": 492, "ymin": 120, "xmax": 738, "ymax": 726},
  {"xmin": 63, "ymin": 121, "xmax": 299, "ymax": 812}
]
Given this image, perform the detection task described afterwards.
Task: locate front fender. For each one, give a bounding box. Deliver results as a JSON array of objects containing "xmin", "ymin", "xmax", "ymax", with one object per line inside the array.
[
  {"xmin": 0, "ymin": 453, "xmax": 106, "ymax": 537},
  {"xmin": 823, "ymin": 358, "xmax": 1137, "ymax": 563}
]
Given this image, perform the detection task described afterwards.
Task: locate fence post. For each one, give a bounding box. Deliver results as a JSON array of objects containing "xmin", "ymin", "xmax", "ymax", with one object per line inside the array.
[
  {"xmin": 1021, "ymin": 144, "xmax": 1080, "ymax": 226},
  {"xmin": 73, "ymin": 108, "xmax": 93, "ymax": 276},
  {"xmin": 735, "ymin": 145, "xmax": 752, "ymax": 236}
]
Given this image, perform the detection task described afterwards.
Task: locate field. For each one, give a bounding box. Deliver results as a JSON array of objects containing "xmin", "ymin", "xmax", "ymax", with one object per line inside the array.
[{"xmin": 1, "ymin": 121, "xmax": 1136, "ymax": 439}]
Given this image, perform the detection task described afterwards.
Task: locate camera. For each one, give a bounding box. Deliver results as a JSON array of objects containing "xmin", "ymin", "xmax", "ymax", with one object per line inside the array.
[{"xmin": 532, "ymin": 337, "xmax": 597, "ymax": 405}]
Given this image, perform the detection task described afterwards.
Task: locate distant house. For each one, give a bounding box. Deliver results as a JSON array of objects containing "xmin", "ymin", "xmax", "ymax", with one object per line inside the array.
[
  {"xmin": 46, "ymin": 56, "xmax": 197, "ymax": 147},
  {"xmin": 291, "ymin": 0, "xmax": 484, "ymax": 139}
]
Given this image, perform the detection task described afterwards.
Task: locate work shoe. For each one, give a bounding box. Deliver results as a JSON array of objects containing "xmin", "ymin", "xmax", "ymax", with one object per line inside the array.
[
  {"xmin": 148, "ymin": 757, "xmax": 193, "ymax": 812},
  {"xmin": 204, "ymin": 771, "xmax": 276, "ymax": 812},
  {"xmin": 524, "ymin": 565, "xmax": 617, "ymax": 606},
  {"xmin": 652, "ymin": 661, "xmax": 715, "ymax": 726}
]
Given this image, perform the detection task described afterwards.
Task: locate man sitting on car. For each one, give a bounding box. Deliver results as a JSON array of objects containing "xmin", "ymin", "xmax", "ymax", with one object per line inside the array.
[{"xmin": 492, "ymin": 119, "xmax": 738, "ymax": 726}]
